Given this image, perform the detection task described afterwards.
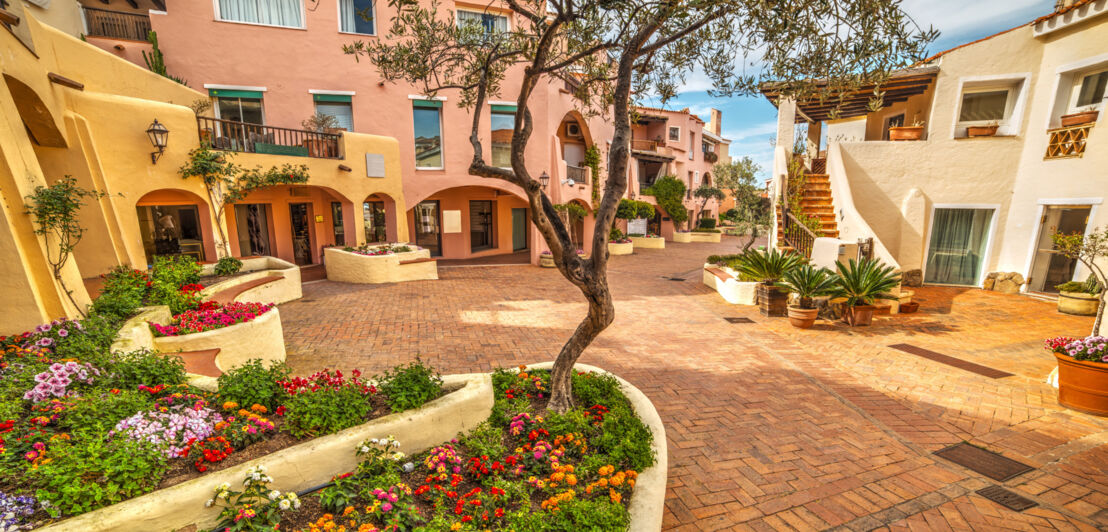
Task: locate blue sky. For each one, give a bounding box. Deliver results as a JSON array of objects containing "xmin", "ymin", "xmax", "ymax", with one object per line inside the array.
[{"xmin": 653, "ymin": 0, "xmax": 1054, "ymax": 177}]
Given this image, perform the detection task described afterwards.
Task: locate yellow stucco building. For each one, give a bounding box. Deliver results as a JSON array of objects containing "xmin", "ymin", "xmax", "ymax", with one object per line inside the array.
[{"xmin": 0, "ymin": 10, "xmax": 408, "ymax": 334}]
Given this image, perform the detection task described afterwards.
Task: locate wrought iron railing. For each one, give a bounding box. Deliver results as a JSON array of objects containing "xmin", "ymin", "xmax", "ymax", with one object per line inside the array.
[
  {"xmin": 197, "ymin": 116, "xmax": 342, "ymax": 159},
  {"xmin": 566, "ymin": 165, "xmax": 589, "ymax": 185},
  {"xmin": 82, "ymin": 6, "xmax": 151, "ymax": 41},
  {"xmin": 1045, "ymin": 124, "xmax": 1092, "ymax": 160},
  {"xmin": 781, "ymin": 211, "xmax": 817, "ymax": 258}
]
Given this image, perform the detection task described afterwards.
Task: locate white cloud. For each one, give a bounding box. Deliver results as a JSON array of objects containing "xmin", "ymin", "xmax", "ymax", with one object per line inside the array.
[{"xmin": 723, "ymin": 121, "xmax": 777, "ymax": 142}]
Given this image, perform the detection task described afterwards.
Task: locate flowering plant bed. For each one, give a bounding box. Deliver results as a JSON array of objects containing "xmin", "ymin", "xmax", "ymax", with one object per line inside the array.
[
  {"xmin": 324, "ymin": 246, "xmax": 437, "ymax": 284},
  {"xmin": 272, "ymin": 365, "xmax": 660, "ymax": 532},
  {"xmin": 343, "ymin": 243, "xmax": 420, "ymax": 256},
  {"xmin": 629, "ymin": 234, "xmax": 664, "ymax": 249},
  {"xmin": 150, "ymin": 302, "xmax": 274, "ymax": 337},
  {"xmin": 0, "ymin": 320, "xmax": 447, "ymax": 532}
]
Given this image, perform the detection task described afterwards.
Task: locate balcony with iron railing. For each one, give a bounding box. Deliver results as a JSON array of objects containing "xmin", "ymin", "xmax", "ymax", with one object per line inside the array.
[
  {"xmin": 565, "ymin": 164, "xmax": 589, "ymax": 186},
  {"xmin": 82, "ymin": 6, "xmax": 151, "ymax": 41},
  {"xmin": 197, "ymin": 116, "xmax": 343, "ymax": 159}
]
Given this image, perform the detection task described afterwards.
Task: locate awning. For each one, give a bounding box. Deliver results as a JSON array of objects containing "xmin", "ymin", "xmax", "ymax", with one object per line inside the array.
[
  {"xmin": 632, "ymin": 151, "xmax": 674, "ymax": 163},
  {"xmin": 760, "ymin": 66, "xmax": 939, "ymax": 122}
]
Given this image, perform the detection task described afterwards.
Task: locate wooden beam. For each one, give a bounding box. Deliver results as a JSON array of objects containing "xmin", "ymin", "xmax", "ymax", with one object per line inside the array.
[
  {"xmin": 0, "ymin": 8, "xmax": 19, "ymax": 26},
  {"xmin": 125, "ymin": 0, "xmax": 138, "ymax": 8},
  {"xmin": 47, "ymin": 73, "xmax": 84, "ymax": 91},
  {"xmin": 151, "ymin": 0, "xmax": 166, "ymax": 10},
  {"xmin": 100, "ymin": 0, "xmax": 110, "ymax": 4}
]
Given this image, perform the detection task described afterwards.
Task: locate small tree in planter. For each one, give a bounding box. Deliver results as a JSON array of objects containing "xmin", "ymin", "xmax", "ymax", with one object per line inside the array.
[
  {"xmin": 777, "ymin": 264, "xmax": 838, "ymax": 329},
  {"xmin": 1052, "ymin": 227, "xmax": 1108, "ymax": 336},
  {"xmin": 24, "ymin": 177, "xmax": 112, "ymax": 317},
  {"xmin": 737, "ymin": 248, "xmax": 805, "ymax": 317},
  {"xmin": 692, "ymin": 185, "xmax": 724, "ymax": 228},
  {"xmin": 832, "ymin": 258, "xmax": 900, "ymax": 326},
  {"xmin": 715, "ymin": 157, "xmax": 769, "ymax": 251},
  {"xmin": 179, "ymin": 145, "xmax": 311, "ymax": 258},
  {"xmin": 615, "ymin": 199, "xmax": 654, "ymax": 234},
  {"xmin": 643, "ymin": 176, "xmax": 688, "ymax": 232}
]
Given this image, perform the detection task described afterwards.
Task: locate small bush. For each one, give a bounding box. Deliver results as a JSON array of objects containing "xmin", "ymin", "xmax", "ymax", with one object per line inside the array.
[
  {"xmin": 458, "ymin": 420, "xmax": 507, "ymax": 459},
  {"xmin": 90, "ymin": 266, "xmax": 148, "ymax": 321},
  {"xmin": 59, "ymin": 390, "xmax": 154, "ymax": 436},
  {"xmin": 698, "ymin": 217, "xmax": 717, "ymax": 229},
  {"xmin": 104, "ymin": 349, "xmax": 187, "ymax": 389},
  {"xmin": 284, "ymin": 386, "xmax": 372, "ymax": 437},
  {"xmin": 148, "ymin": 255, "xmax": 203, "ymax": 314},
  {"xmin": 216, "ymin": 359, "xmax": 290, "ymax": 411},
  {"xmin": 214, "ymin": 257, "xmax": 243, "ymax": 277},
  {"xmin": 377, "ymin": 359, "xmax": 444, "ymax": 413},
  {"xmin": 30, "ymin": 438, "xmax": 168, "ymax": 517}
]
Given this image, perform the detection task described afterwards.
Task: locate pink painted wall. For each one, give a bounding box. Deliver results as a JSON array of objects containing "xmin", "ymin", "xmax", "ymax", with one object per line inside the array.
[
  {"xmin": 224, "ymin": 185, "xmax": 354, "ymax": 265},
  {"xmin": 404, "ymin": 186, "xmax": 530, "ymax": 260}
]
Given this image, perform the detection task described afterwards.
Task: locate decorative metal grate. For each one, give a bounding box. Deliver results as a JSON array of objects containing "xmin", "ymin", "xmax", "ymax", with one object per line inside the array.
[
  {"xmin": 976, "ymin": 486, "xmax": 1037, "ymax": 512},
  {"xmin": 1045, "ymin": 124, "xmax": 1092, "ymax": 160},
  {"xmin": 934, "ymin": 443, "xmax": 1033, "ymax": 481}
]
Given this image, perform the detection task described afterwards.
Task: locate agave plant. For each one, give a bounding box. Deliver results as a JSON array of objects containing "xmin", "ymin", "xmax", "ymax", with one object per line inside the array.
[
  {"xmin": 736, "ymin": 248, "xmax": 805, "ymax": 284},
  {"xmin": 777, "ymin": 265, "xmax": 838, "ymax": 309},
  {"xmin": 832, "ymin": 258, "xmax": 901, "ymax": 307}
]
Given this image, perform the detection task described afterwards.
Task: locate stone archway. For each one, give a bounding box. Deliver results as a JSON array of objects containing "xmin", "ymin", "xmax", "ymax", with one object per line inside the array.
[
  {"xmin": 362, "ymin": 192, "xmax": 400, "ymax": 244},
  {"xmin": 135, "ymin": 189, "xmax": 218, "ymax": 266}
]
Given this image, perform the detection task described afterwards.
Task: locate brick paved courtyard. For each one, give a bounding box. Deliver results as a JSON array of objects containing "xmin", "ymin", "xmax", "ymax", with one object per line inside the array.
[{"xmin": 279, "ymin": 236, "xmax": 1107, "ymax": 531}]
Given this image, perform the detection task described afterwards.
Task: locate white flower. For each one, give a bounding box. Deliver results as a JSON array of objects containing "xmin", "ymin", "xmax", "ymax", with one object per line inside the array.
[
  {"xmin": 278, "ymin": 499, "xmax": 291, "ymax": 510},
  {"xmin": 218, "ymin": 482, "xmax": 230, "ymax": 491},
  {"xmin": 205, "ymin": 499, "xmax": 214, "ymax": 508},
  {"xmin": 360, "ymin": 446, "xmax": 370, "ymax": 453},
  {"xmin": 294, "ymin": 500, "xmax": 302, "ymax": 509},
  {"xmin": 268, "ymin": 490, "xmax": 281, "ymax": 500},
  {"xmin": 393, "ymin": 441, "xmax": 401, "ymax": 448}
]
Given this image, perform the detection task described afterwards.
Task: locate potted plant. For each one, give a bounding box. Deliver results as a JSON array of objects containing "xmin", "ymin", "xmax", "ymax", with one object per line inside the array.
[
  {"xmin": 1061, "ymin": 105, "xmax": 1100, "ymax": 127},
  {"xmin": 1046, "ymin": 336, "xmax": 1108, "ymax": 416},
  {"xmin": 1056, "ymin": 276, "xmax": 1101, "ymax": 316},
  {"xmin": 888, "ymin": 120, "xmax": 925, "ymax": 141},
  {"xmin": 832, "ymin": 258, "xmax": 900, "ymax": 326},
  {"xmin": 608, "ymin": 227, "xmax": 633, "ymax": 255},
  {"xmin": 966, "ymin": 120, "xmax": 1000, "ymax": 137},
  {"xmin": 777, "ymin": 264, "xmax": 838, "ymax": 329},
  {"xmin": 737, "ymin": 248, "xmax": 804, "ymax": 317},
  {"xmin": 301, "ymin": 113, "xmax": 341, "ymax": 157}
]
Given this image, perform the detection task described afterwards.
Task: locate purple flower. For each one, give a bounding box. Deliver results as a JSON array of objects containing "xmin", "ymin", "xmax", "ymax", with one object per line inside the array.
[
  {"xmin": 57, "ymin": 328, "xmax": 69, "ymax": 337},
  {"xmin": 36, "ymin": 338, "xmax": 54, "ymax": 347}
]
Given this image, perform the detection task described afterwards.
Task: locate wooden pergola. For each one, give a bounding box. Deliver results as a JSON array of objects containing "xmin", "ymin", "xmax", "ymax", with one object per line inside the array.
[{"xmin": 760, "ymin": 67, "xmax": 939, "ymax": 123}]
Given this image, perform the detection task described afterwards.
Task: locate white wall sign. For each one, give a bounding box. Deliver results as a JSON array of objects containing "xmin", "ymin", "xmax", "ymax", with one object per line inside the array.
[
  {"xmin": 628, "ymin": 218, "xmax": 648, "ymax": 235},
  {"xmin": 443, "ymin": 210, "xmax": 462, "ymax": 233},
  {"xmin": 365, "ymin": 154, "xmax": 386, "ymax": 178}
]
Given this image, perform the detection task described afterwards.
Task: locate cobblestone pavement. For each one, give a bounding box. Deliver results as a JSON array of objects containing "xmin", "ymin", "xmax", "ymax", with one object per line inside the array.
[{"xmin": 280, "ymin": 236, "xmax": 1107, "ymax": 531}]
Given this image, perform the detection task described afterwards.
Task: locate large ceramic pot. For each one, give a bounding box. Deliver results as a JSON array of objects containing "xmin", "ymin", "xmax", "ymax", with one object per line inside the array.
[
  {"xmin": 1058, "ymin": 291, "xmax": 1100, "ymax": 316},
  {"xmin": 757, "ymin": 284, "xmax": 787, "ymax": 317},
  {"xmin": 888, "ymin": 126, "xmax": 923, "ymax": 141},
  {"xmin": 1054, "ymin": 353, "xmax": 1108, "ymax": 416},
  {"xmin": 787, "ymin": 306, "xmax": 818, "ymax": 329},
  {"xmin": 842, "ymin": 304, "xmax": 876, "ymax": 326}
]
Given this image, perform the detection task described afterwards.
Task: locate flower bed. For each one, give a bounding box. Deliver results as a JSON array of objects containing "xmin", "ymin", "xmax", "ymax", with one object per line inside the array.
[
  {"xmin": 0, "ymin": 315, "xmax": 454, "ymax": 531},
  {"xmin": 608, "ymin": 239, "xmax": 633, "ymax": 255},
  {"xmin": 199, "ymin": 256, "xmax": 302, "ymax": 305},
  {"xmin": 324, "ymin": 246, "xmax": 438, "ymax": 284},
  {"xmin": 268, "ymin": 363, "xmax": 664, "ymax": 532},
  {"xmin": 150, "ymin": 305, "xmax": 287, "ymax": 375},
  {"xmin": 150, "ymin": 302, "xmax": 274, "ymax": 337},
  {"xmin": 629, "ymin": 234, "xmax": 664, "ymax": 249},
  {"xmin": 674, "ymin": 230, "xmax": 722, "ymax": 243}
]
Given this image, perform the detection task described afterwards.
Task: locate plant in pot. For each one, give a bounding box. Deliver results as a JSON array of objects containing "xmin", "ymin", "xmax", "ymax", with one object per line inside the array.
[
  {"xmin": 1045, "ymin": 336, "xmax": 1108, "ymax": 416},
  {"xmin": 1055, "ymin": 276, "xmax": 1101, "ymax": 316},
  {"xmin": 832, "ymin": 258, "xmax": 900, "ymax": 326},
  {"xmin": 1052, "ymin": 227, "xmax": 1108, "ymax": 336},
  {"xmin": 1060, "ymin": 105, "xmax": 1100, "ymax": 128},
  {"xmin": 888, "ymin": 119, "xmax": 925, "ymax": 141},
  {"xmin": 737, "ymin": 248, "xmax": 805, "ymax": 317},
  {"xmin": 777, "ymin": 264, "xmax": 838, "ymax": 329},
  {"xmin": 301, "ymin": 112, "xmax": 341, "ymax": 156},
  {"xmin": 966, "ymin": 120, "xmax": 1000, "ymax": 138}
]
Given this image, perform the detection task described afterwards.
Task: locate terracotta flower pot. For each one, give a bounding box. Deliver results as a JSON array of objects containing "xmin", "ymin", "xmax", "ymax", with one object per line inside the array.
[
  {"xmin": 899, "ymin": 301, "xmax": 919, "ymax": 313},
  {"xmin": 787, "ymin": 306, "xmax": 819, "ymax": 329},
  {"xmin": 888, "ymin": 126, "xmax": 924, "ymax": 141},
  {"xmin": 842, "ymin": 304, "xmax": 876, "ymax": 326},
  {"xmin": 757, "ymin": 284, "xmax": 787, "ymax": 317},
  {"xmin": 966, "ymin": 125, "xmax": 999, "ymax": 137},
  {"xmin": 1060, "ymin": 110, "xmax": 1099, "ymax": 127},
  {"xmin": 1057, "ymin": 291, "xmax": 1100, "ymax": 316},
  {"xmin": 1054, "ymin": 353, "xmax": 1108, "ymax": 416}
]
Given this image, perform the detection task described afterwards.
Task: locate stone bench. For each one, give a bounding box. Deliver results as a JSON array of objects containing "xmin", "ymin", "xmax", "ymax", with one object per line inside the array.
[
  {"xmin": 208, "ymin": 274, "xmax": 284, "ymax": 306},
  {"xmin": 702, "ymin": 263, "xmax": 758, "ymax": 305},
  {"xmin": 705, "ymin": 267, "xmax": 730, "ymax": 282}
]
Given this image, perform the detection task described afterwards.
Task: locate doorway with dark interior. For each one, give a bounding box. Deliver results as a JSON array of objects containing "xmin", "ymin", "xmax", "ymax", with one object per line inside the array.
[
  {"xmin": 470, "ymin": 200, "xmax": 494, "ymax": 252},
  {"xmin": 289, "ymin": 203, "xmax": 313, "ymax": 265},
  {"xmin": 1028, "ymin": 205, "xmax": 1092, "ymax": 293}
]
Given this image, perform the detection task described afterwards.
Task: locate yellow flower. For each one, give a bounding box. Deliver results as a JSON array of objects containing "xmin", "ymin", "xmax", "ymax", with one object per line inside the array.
[{"xmin": 450, "ymin": 524, "xmax": 462, "ymax": 531}]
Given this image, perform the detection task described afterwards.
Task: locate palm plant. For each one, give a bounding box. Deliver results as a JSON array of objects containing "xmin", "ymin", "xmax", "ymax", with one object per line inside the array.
[
  {"xmin": 777, "ymin": 265, "xmax": 838, "ymax": 309},
  {"xmin": 737, "ymin": 248, "xmax": 805, "ymax": 285},
  {"xmin": 832, "ymin": 258, "xmax": 901, "ymax": 307}
]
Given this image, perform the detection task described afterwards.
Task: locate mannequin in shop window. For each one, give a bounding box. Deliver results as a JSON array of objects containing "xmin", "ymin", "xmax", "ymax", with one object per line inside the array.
[{"xmin": 153, "ymin": 207, "xmax": 182, "ymax": 255}]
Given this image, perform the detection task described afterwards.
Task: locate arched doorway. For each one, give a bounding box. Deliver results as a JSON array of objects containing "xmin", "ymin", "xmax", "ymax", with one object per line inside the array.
[
  {"xmin": 135, "ymin": 189, "xmax": 217, "ymax": 266},
  {"xmin": 226, "ymin": 185, "xmax": 354, "ymax": 265},
  {"xmin": 407, "ymin": 185, "xmax": 529, "ymax": 259},
  {"xmin": 557, "ymin": 111, "xmax": 594, "ymax": 183},
  {"xmin": 363, "ymin": 193, "xmax": 399, "ymax": 244}
]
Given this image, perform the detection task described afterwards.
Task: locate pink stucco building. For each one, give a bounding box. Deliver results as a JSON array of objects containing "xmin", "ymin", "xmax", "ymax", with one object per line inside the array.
[{"xmin": 77, "ymin": 0, "xmax": 728, "ymax": 264}]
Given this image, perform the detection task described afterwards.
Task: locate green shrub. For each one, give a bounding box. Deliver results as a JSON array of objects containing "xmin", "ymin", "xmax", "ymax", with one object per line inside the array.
[
  {"xmin": 1056, "ymin": 275, "xmax": 1101, "ymax": 295},
  {"xmin": 504, "ymin": 498, "xmax": 630, "ymax": 531},
  {"xmin": 692, "ymin": 228, "xmax": 721, "ymax": 233},
  {"xmin": 0, "ymin": 399, "xmax": 23, "ymax": 423},
  {"xmin": 148, "ymin": 255, "xmax": 202, "ymax": 314},
  {"xmin": 284, "ymin": 386, "xmax": 371, "ymax": 437},
  {"xmin": 59, "ymin": 390, "xmax": 154, "ymax": 436},
  {"xmin": 216, "ymin": 359, "xmax": 290, "ymax": 410},
  {"xmin": 377, "ymin": 359, "xmax": 443, "ymax": 413},
  {"xmin": 698, "ymin": 217, "xmax": 717, "ymax": 229},
  {"xmin": 832, "ymin": 258, "xmax": 901, "ymax": 307},
  {"xmin": 30, "ymin": 438, "xmax": 168, "ymax": 517},
  {"xmin": 214, "ymin": 256, "xmax": 243, "ymax": 276},
  {"xmin": 458, "ymin": 420, "xmax": 507, "ymax": 459},
  {"xmin": 572, "ymin": 372, "xmax": 654, "ymax": 471},
  {"xmin": 103, "ymin": 349, "xmax": 187, "ymax": 389},
  {"xmin": 90, "ymin": 266, "xmax": 148, "ymax": 321},
  {"xmin": 736, "ymin": 248, "xmax": 804, "ymax": 284},
  {"xmin": 642, "ymin": 176, "xmax": 688, "ymax": 229}
]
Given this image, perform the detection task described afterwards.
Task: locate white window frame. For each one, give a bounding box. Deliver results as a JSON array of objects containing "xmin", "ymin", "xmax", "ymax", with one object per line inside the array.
[
  {"xmin": 337, "ymin": 0, "xmax": 376, "ymax": 36},
  {"xmin": 950, "ymin": 74, "xmax": 1031, "ymax": 138},
  {"xmin": 1044, "ymin": 53, "xmax": 1108, "ymax": 129},
  {"xmin": 667, "ymin": 126, "xmax": 680, "ymax": 142},
  {"xmin": 455, "ymin": 8, "xmax": 510, "ymax": 33},
  {"xmin": 688, "ymin": 131, "xmax": 695, "ymax": 160},
  {"xmin": 1069, "ymin": 66, "xmax": 1108, "ymax": 112},
  {"xmin": 212, "ymin": 0, "xmax": 307, "ymax": 30},
  {"xmin": 920, "ymin": 203, "xmax": 1000, "ymax": 288}
]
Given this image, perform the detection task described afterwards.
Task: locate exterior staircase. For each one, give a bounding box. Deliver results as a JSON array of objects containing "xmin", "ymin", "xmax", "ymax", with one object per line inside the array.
[{"xmin": 776, "ymin": 158, "xmax": 840, "ymax": 255}]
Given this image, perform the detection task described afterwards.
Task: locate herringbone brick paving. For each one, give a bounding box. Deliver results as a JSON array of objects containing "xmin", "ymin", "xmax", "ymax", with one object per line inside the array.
[{"xmin": 279, "ymin": 236, "xmax": 1108, "ymax": 530}]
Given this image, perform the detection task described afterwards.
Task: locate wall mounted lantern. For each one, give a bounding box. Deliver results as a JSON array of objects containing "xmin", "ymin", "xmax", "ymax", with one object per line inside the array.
[
  {"xmin": 146, "ymin": 119, "xmax": 169, "ymax": 164},
  {"xmin": 539, "ymin": 171, "xmax": 550, "ymax": 189}
]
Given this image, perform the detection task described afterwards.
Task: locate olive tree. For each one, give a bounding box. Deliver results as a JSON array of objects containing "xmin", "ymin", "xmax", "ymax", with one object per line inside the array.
[
  {"xmin": 715, "ymin": 156, "xmax": 769, "ymax": 250},
  {"xmin": 350, "ymin": 0, "xmax": 935, "ymax": 412},
  {"xmin": 1053, "ymin": 227, "xmax": 1108, "ymax": 337}
]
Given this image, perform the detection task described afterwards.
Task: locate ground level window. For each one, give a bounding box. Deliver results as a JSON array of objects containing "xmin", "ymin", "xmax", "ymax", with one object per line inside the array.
[
  {"xmin": 924, "ymin": 208, "xmax": 994, "ymax": 286},
  {"xmin": 414, "ymin": 201, "xmax": 442, "ymax": 256},
  {"xmin": 470, "ymin": 200, "xmax": 494, "ymax": 252},
  {"xmin": 137, "ymin": 205, "xmax": 206, "ymax": 264},
  {"xmin": 234, "ymin": 203, "xmax": 273, "ymax": 257},
  {"xmin": 331, "ymin": 202, "xmax": 345, "ymax": 246},
  {"xmin": 363, "ymin": 201, "xmax": 386, "ymax": 243}
]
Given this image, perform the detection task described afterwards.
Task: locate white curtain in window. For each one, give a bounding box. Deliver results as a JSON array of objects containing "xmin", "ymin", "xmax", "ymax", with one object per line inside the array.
[
  {"xmin": 339, "ymin": 0, "xmax": 374, "ymax": 34},
  {"xmin": 925, "ymin": 208, "xmax": 993, "ymax": 286},
  {"xmin": 219, "ymin": 0, "xmax": 302, "ymax": 28},
  {"xmin": 456, "ymin": 10, "xmax": 507, "ymax": 33}
]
